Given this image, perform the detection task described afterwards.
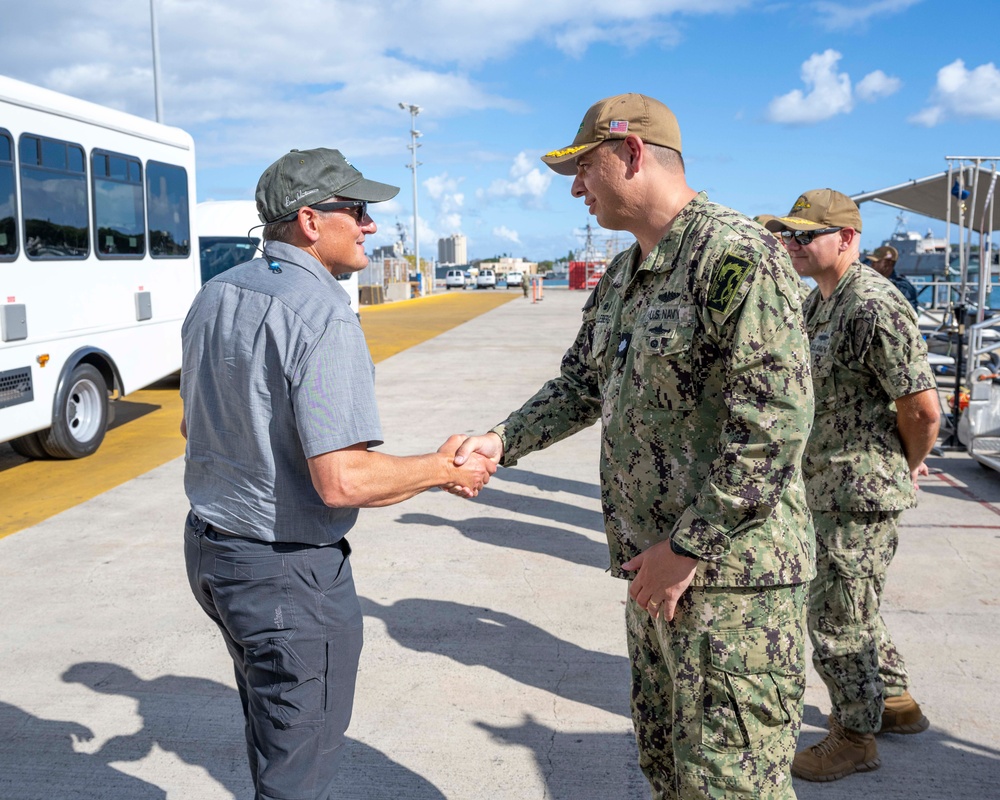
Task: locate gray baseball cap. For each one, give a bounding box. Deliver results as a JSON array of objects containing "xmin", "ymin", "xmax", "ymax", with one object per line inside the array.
[{"xmin": 255, "ymin": 148, "xmax": 400, "ymax": 223}]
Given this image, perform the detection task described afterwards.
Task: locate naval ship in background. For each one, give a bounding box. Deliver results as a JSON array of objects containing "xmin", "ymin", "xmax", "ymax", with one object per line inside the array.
[
  {"xmin": 854, "ymin": 158, "xmax": 1000, "ymax": 473},
  {"xmin": 879, "ymin": 220, "xmax": 949, "ymax": 277}
]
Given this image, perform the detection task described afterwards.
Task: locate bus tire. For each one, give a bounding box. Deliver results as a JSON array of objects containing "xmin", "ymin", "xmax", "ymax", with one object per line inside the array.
[
  {"xmin": 9, "ymin": 431, "xmax": 50, "ymax": 460},
  {"xmin": 41, "ymin": 363, "xmax": 109, "ymax": 459}
]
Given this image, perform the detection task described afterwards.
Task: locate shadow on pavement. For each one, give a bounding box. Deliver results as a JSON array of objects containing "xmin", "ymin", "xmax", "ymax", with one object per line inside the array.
[
  {"xmin": 55, "ymin": 662, "xmax": 444, "ymax": 799},
  {"xmin": 495, "ymin": 467, "xmax": 601, "ymax": 500},
  {"xmin": 360, "ymin": 596, "xmax": 630, "ymax": 718},
  {"xmin": 394, "ymin": 512, "xmax": 610, "ymax": 571},
  {"xmin": 108, "ymin": 400, "xmax": 162, "ymax": 430},
  {"xmin": 467, "ymin": 486, "xmax": 605, "ymax": 532},
  {"xmin": 0, "ymin": 699, "xmax": 166, "ymax": 800},
  {"xmin": 477, "ymin": 714, "xmax": 647, "ymax": 800},
  {"xmin": 796, "ymin": 703, "xmax": 1000, "ymax": 798},
  {"xmin": 62, "ymin": 662, "xmax": 247, "ymax": 797}
]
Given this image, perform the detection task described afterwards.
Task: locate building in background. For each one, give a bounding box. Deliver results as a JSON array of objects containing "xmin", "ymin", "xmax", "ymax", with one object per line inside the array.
[{"xmin": 438, "ymin": 233, "xmax": 467, "ymax": 266}]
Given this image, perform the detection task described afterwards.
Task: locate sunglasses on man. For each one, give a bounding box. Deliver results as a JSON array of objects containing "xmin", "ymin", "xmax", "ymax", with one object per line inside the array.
[
  {"xmin": 778, "ymin": 227, "xmax": 842, "ymax": 245},
  {"xmin": 309, "ymin": 200, "xmax": 368, "ymax": 224}
]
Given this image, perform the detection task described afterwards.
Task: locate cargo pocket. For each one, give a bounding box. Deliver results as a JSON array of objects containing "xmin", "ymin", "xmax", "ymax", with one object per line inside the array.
[
  {"xmin": 701, "ymin": 626, "xmax": 803, "ymax": 754},
  {"xmin": 248, "ymin": 638, "xmax": 326, "ymax": 729}
]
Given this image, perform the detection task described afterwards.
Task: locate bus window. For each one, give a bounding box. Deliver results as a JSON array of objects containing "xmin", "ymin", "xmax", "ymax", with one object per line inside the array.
[
  {"xmin": 199, "ymin": 235, "xmax": 260, "ymax": 283},
  {"xmin": 92, "ymin": 150, "xmax": 145, "ymax": 257},
  {"xmin": 0, "ymin": 130, "xmax": 15, "ymax": 259},
  {"xmin": 19, "ymin": 134, "xmax": 89, "ymax": 259},
  {"xmin": 147, "ymin": 160, "xmax": 190, "ymax": 257}
]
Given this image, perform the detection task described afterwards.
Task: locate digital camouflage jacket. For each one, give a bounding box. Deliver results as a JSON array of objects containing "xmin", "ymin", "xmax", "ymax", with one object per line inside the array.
[
  {"xmin": 496, "ymin": 193, "xmax": 816, "ymax": 588},
  {"xmin": 802, "ymin": 262, "xmax": 936, "ymax": 512}
]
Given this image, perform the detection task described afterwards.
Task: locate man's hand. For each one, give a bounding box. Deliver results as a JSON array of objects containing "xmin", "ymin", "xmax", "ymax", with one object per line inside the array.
[
  {"xmin": 453, "ymin": 432, "xmax": 504, "ymax": 468},
  {"xmin": 622, "ymin": 540, "xmax": 698, "ymax": 622},
  {"xmin": 438, "ymin": 434, "xmax": 497, "ymax": 497},
  {"xmin": 911, "ymin": 460, "xmax": 929, "ymax": 491},
  {"xmin": 437, "ymin": 434, "xmax": 469, "ymax": 459}
]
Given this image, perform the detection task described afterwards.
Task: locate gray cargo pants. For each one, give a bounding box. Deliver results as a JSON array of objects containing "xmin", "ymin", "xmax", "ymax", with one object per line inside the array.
[{"xmin": 185, "ymin": 512, "xmax": 364, "ymax": 800}]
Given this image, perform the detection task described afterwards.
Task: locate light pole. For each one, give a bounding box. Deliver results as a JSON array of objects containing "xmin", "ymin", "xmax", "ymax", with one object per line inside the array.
[
  {"xmin": 149, "ymin": 0, "xmax": 164, "ymax": 122},
  {"xmin": 398, "ymin": 102, "xmax": 426, "ymax": 294}
]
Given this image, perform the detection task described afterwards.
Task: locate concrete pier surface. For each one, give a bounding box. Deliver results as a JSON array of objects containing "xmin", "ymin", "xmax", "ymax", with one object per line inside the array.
[{"xmin": 1, "ymin": 289, "xmax": 997, "ymax": 799}]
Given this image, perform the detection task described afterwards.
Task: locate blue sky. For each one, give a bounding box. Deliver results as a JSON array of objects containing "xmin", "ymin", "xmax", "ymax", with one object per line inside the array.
[{"xmin": 2, "ymin": 0, "xmax": 999, "ymax": 263}]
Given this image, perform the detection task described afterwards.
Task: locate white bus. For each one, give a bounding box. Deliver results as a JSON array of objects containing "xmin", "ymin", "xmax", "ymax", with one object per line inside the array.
[
  {"xmin": 0, "ymin": 75, "xmax": 199, "ymax": 459},
  {"xmin": 197, "ymin": 199, "xmax": 360, "ymax": 310}
]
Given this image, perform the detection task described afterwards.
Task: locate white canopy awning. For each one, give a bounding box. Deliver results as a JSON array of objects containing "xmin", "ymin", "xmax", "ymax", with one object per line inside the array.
[{"xmin": 851, "ymin": 163, "xmax": 1000, "ymax": 235}]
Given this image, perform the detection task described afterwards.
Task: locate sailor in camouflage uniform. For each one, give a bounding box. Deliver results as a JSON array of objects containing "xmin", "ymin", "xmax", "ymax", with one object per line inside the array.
[
  {"xmin": 763, "ymin": 190, "xmax": 940, "ymax": 783},
  {"xmin": 453, "ymin": 94, "xmax": 815, "ymax": 799}
]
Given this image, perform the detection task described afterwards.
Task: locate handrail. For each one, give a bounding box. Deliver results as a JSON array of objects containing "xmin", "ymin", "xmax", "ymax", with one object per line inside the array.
[
  {"xmin": 914, "ymin": 279, "xmax": 995, "ymax": 316},
  {"xmin": 968, "ymin": 317, "xmax": 1000, "ymax": 379}
]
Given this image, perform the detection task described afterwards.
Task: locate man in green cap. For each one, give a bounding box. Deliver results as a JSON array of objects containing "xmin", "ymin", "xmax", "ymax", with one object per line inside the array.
[
  {"xmin": 868, "ymin": 244, "xmax": 919, "ymax": 310},
  {"xmin": 451, "ymin": 94, "xmax": 815, "ymax": 799},
  {"xmin": 181, "ymin": 148, "xmax": 494, "ymax": 799},
  {"xmin": 764, "ymin": 189, "xmax": 940, "ymax": 783}
]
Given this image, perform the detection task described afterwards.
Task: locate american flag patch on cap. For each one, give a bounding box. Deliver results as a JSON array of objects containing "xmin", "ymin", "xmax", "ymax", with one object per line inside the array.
[{"xmin": 609, "ymin": 120, "xmax": 629, "ymax": 133}]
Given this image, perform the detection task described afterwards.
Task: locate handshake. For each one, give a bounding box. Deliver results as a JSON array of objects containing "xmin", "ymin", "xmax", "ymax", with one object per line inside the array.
[{"xmin": 435, "ymin": 432, "xmax": 506, "ymax": 499}]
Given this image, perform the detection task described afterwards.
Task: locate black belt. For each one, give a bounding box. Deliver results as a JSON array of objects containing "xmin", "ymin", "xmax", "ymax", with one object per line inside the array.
[{"xmin": 196, "ymin": 515, "xmax": 350, "ymax": 554}]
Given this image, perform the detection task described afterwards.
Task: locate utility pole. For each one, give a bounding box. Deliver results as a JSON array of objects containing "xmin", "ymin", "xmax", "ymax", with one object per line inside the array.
[
  {"xmin": 398, "ymin": 103, "xmax": 425, "ymax": 294},
  {"xmin": 149, "ymin": 0, "xmax": 164, "ymax": 122}
]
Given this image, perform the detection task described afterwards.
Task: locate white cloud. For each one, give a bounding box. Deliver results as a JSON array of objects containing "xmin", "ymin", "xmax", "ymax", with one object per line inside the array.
[
  {"xmin": 911, "ymin": 59, "xmax": 1000, "ymax": 127},
  {"xmin": 553, "ymin": 20, "xmax": 683, "ymax": 58},
  {"xmin": 483, "ymin": 152, "xmax": 553, "ymax": 207},
  {"xmin": 856, "ymin": 70, "xmax": 902, "ymax": 102},
  {"xmin": 767, "ymin": 50, "xmax": 853, "ymax": 124},
  {"xmin": 424, "ymin": 174, "xmax": 461, "ymax": 201},
  {"xmin": 439, "ymin": 213, "xmax": 463, "ymax": 233},
  {"xmin": 0, "ymin": 1, "xmax": 749, "ymax": 121},
  {"xmin": 908, "ymin": 106, "xmax": 943, "ymax": 127},
  {"xmin": 493, "ymin": 226, "xmax": 522, "ymax": 245},
  {"xmin": 422, "ymin": 173, "xmax": 465, "ymax": 235},
  {"xmin": 814, "ymin": 0, "xmax": 924, "ymax": 31}
]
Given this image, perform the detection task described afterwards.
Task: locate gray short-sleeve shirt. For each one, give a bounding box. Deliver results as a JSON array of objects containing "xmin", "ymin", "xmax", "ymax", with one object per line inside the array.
[{"xmin": 181, "ymin": 241, "xmax": 382, "ymax": 545}]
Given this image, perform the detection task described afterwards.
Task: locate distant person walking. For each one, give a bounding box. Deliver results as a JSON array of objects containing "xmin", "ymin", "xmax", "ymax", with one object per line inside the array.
[
  {"xmin": 868, "ymin": 244, "xmax": 920, "ymax": 310},
  {"xmin": 180, "ymin": 147, "xmax": 493, "ymax": 800},
  {"xmin": 452, "ymin": 93, "xmax": 815, "ymax": 799},
  {"xmin": 764, "ymin": 190, "xmax": 940, "ymax": 783}
]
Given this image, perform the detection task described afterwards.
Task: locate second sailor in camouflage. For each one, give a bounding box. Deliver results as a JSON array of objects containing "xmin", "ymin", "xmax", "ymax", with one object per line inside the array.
[
  {"xmin": 765, "ymin": 189, "xmax": 940, "ymax": 782},
  {"xmin": 457, "ymin": 94, "xmax": 815, "ymax": 799}
]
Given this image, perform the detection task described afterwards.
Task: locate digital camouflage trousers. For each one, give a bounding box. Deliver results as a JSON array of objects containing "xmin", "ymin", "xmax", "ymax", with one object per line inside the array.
[
  {"xmin": 627, "ymin": 582, "xmax": 808, "ymax": 799},
  {"xmin": 809, "ymin": 510, "xmax": 910, "ymax": 734}
]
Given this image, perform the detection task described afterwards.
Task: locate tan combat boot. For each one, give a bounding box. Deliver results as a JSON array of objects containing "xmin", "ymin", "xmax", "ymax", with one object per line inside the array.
[
  {"xmin": 880, "ymin": 691, "xmax": 930, "ymax": 734},
  {"xmin": 791, "ymin": 716, "xmax": 881, "ymax": 782}
]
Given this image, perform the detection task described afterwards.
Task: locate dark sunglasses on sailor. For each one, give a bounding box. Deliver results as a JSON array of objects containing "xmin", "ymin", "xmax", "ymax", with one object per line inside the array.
[
  {"xmin": 779, "ymin": 227, "xmax": 842, "ymax": 245},
  {"xmin": 309, "ymin": 200, "xmax": 369, "ymax": 224}
]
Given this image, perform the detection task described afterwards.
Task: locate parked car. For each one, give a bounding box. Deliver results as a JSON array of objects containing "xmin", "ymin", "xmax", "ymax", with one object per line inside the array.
[
  {"xmin": 445, "ymin": 268, "xmax": 466, "ymax": 289},
  {"xmin": 476, "ymin": 269, "xmax": 497, "ymax": 289},
  {"xmin": 505, "ymin": 271, "xmax": 523, "ymax": 288}
]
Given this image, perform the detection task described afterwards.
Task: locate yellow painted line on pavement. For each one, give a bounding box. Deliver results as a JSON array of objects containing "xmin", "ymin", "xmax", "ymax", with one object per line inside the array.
[
  {"xmin": 0, "ymin": 379, "xmax": 186, "ymax": 539},
  {"xmin": 360, "ymin": 290, "xmax": 517, "ymax": 362},
  {"xmin": 0, "ymin": 290, "xmax": 519, "ymax": 540}
]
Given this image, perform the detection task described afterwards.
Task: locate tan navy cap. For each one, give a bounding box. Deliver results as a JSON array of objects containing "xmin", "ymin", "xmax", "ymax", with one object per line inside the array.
[
  {"xmin": 540, "ymin": 93, "xmax": 682, "ymax": 176},
  {"xmin": 763, "ymin": 188, "xmax": 863, "ymax": 233}
]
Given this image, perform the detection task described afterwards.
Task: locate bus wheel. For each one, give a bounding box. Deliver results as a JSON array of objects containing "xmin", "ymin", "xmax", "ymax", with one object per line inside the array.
[
  {"xmin": 9, "ymin": 431, "xmax": 50, "ymax": 460},
  {"xmin": 42, "ymin": 364, "xmax": 109, "ymax": 459}
]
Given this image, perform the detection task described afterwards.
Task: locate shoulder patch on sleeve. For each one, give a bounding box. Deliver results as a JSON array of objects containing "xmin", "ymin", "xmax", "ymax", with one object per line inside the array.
[{"xmin": 707, "ymin": 251, "xmax": 756, "ymax": 315}]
